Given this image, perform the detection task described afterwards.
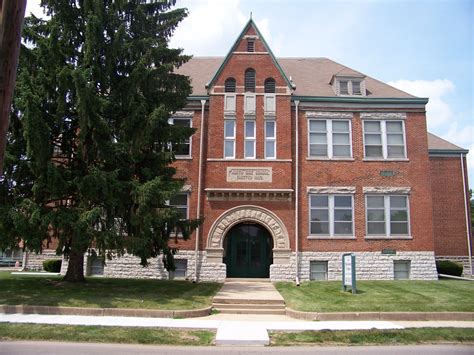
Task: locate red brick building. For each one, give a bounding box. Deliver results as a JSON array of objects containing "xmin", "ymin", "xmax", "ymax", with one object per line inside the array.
[{"xmin": 19, "ymin": 19, "xmax": 473, "ymax": 280}]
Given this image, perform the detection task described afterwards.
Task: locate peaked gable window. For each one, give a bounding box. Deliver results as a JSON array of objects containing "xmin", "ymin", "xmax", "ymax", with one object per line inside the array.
[
  {"xmin": 225, "ymin": 78, "xmax": 236, "ymax": 93},
  {"xmin": 244, "ymin": 68, "xmax": 256, "ymax": 92},
  {"xmin": 247, "ymin": 39, "xmax": 255, "ymax": 52},
  {"xmin": 264, "ymin": 78, "xmax": 276, "ymax": 93}
]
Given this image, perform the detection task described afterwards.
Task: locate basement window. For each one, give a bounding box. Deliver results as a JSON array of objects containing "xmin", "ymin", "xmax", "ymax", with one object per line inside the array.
[
  {"xmin": 310, "ymin": 261, "xmax": 328, "ymax": 280},
  {"xmin": 394, "ymin": 260, "xmax": 410, "ymax": 280},
  {"xmin": 171, "ymin": 259, "xmax": 188, "ymax": 279}
]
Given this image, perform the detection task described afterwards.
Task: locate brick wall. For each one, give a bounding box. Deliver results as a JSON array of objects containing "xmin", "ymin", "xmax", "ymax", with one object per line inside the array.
[{"xmin": 430, "ymin": 155, "xmax": 471, "ymax": 256}]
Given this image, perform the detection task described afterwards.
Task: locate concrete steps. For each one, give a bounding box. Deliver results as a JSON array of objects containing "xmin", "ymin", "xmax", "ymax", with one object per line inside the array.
[{"xmin": 212, "ymin": 279, "xmax": 286, "ymax": 315}]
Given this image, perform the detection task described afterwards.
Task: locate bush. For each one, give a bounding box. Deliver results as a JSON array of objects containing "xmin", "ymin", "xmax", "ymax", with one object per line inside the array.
[
  {"xmin": 436, "ymin": 260, "xmax": 463, "ymax": 276},
  {"xmin": 42, "ymin": 259, "xmax": 62, "ymax": 273}
]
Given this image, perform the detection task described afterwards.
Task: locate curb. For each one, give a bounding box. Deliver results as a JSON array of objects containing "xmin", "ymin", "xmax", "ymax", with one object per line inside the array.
[
  {"xmin": 0, "ymin": 305, "xmax": 212, "ymax": 319},
  {"xmin": 286, "ymin": 308, "xmax": 474, "ymax": 321}
]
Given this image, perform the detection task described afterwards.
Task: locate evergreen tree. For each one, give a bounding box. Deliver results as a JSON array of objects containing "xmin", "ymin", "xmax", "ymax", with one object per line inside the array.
[{"xmin": 0, "ymin": 0, "xmax": 199, "ymax": 282}]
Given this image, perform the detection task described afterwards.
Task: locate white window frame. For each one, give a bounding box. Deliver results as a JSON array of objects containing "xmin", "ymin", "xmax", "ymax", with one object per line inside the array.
[
  {"xmin": 310, "ymin": 260, "xmax": 328, "ymax": 281},
  {"xmin": 244, "ymin": 119, "xmax": 256, "ymax": 159},
  {"xmin": 264, "ymin": 120, "xmax": 276, "ymax": 159},
  {"xmin": 170, "ymin": 259, "xmax": 188, "ymax": 279},
  {"xmin": 168, "ymin": 117, "xmax": 192, "ymax": 158},
  {"xmin": 309, "ymin": 194, "xmax": 354, "ymax": 237},
  {"xmin": 394, "ymin": 260, "xmax": 411, "ymax": 280},
  {"xmin": 224, "ymin": 119, "xmax": 236, "ymax": 159},
  {"xmin": 363, "ymin": 120, "xmax": 407, "ymax": 159},
  {"xmin": 365, "ymin": 194, "xmax": 411, "ymax": 237},
  {"xmin": 169, "ymin": 192, "xmax": 189, "ymax": 220},
  {"xmin": 308, "ymin": 119, "xmax": 352, "ymax": 159}
]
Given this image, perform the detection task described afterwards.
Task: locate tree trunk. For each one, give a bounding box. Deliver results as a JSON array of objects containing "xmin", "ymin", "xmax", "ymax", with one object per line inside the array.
[
  {"xmin": 63, "ymin": 248, "xmax": 86, "ymax": 282},
  {"xmin": 0, "ymin": 0, "xmax": 27, "ymax": 174}
]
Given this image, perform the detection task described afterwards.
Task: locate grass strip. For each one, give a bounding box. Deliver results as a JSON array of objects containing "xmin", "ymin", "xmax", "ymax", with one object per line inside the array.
[
  {"xmin": 0, "ymin": 322, "xmax": 214, "ymax": 345},
  {"xmin": 0, "ymin": 271, "xmax": 220, "ymax": 310},
  {"xmin": 270, "ymin": 328, "xmax": 474, "ymax": 346},
  {"xmin": 275, "ymin": 280, "xmax": 474, "ymax": 312}
]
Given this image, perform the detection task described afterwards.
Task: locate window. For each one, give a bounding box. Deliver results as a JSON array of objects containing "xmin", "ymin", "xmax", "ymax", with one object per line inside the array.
[
  {"xmin": 170, "ymin": 259, "xmax": 188, "ymax": 279},
  {"xmin": 0, "ymin": 248, "xmax": 23, "ymax": 267},
  {"xmin": 339, "ymin": 80, "xmax": 349, "ymax": 95},
  {"xmin": 309, "ymin": 195, "xmax": 353, "ymax": 236},
  {"xmin": 244, "ymin": 68, "xmax": 256, "ymax": 92},
  {"xmin": 225, "ymin": 78, "xmax": 236, "ymax": 93},
  {"xmin": 247, "ymin": 39, "xmax": 255, "ymax": 52},
  {"xmin": 308, "ymin": 119, "xmax": 351, "ymax": 158},
  {"xmin": 352, "ymin": 81, "xmax": 361, "ymax": 95},
  {"xmin": 264, "ymin": 78, "xmax": 276, "ymax": 93},
  {"xmin": 244, "ymin": 120, "xmax": 256, "ymax": 159},
  {"xmin": 168, "ymin": 118, "xmax": 191, "ymax": 157},
  {"xmin": 394, "ymin": 260, "xmax": 410, "ymax": 280},
  {"xmin": 310, "ymin": 261, "xmax": 328, "ymax": 280},
  {"xmin": 366, "ymin": 195, "xmax": 410, "ymax": 236},
  {"xmin": 169, "ymin": 193, "xmax": 188, "ymax": 220},
  {"xmin": 337, "ymin": 79, "xmax": 363, "ymax": 95},
  {"xmin": 89, "ymin": 256, "xmax": 104, "ymax": 276},
  {"xmin": 363, "ymin": 120, "xmax": 406, "ymax": 159},
  {"xmin": 265, "ymin": 120, "xmax": 276, "ymax": 159},
  {"xmin": 224, "ymin": 119, "xmax": 235, "ymax": 158}
]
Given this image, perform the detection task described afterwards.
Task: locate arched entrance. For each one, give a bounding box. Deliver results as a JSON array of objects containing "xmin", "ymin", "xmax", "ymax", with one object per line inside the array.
[{"xmin": 223, "ymin": 223, "xmax": 273, "ymax": 278}]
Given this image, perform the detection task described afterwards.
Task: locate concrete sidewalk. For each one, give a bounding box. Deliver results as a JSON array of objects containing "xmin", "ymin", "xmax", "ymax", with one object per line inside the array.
[{"xmin": 2, "ymin": 312, "xmax": 474, "ymax": 346}]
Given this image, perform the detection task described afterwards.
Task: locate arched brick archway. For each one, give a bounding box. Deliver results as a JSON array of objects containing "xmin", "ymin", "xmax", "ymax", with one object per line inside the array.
[{"xmin": 205, "ymin": 205, "xmax": 291, "ymax": 264}]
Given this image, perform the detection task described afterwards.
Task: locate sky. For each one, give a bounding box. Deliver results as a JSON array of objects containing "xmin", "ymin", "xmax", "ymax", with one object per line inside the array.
[{"xmin": 26, "ymin": 0, "xmax": 474, "ymax": 186}]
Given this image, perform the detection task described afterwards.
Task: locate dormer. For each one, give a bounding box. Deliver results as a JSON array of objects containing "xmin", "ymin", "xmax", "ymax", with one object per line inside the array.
[{"xmin": 331, "ymin": 68, "xmax": 366, "ymax": 96}]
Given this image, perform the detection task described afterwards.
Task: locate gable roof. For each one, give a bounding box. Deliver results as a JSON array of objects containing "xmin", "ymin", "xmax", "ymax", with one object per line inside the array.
[
  {"xmin": 175, "ymin": 56, "xmax": 417, "ymax": 98},
  {"xmin": 205, "ymin": 19, "xmax": 294, "ymax": 91},
  {"xmin": 427, "ymin": 132, "xmax": 468, "ymax": 154}
]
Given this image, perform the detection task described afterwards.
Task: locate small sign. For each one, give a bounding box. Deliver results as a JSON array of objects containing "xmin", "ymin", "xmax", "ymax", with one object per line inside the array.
[
  {"xmin": 380, "ymin": 170, "xmax": 397, "ymax": 177},
  {"xmin": 342, "ymin": 253, "xmax": 357, "ymax": 294},
  {"xmin": 227, "ymin": 167, "xmax": 272, "ymax": 182},
  {"xmin": 382, "ymin": 248, "xmax": 396, "ymax": 255}
]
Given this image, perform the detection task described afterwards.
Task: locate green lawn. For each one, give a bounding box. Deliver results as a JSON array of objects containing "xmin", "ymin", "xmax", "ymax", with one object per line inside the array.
[
  {"xmin": 275, "ymin": 280, "xmax": 474, "ymax": 312},
  {"xmin": 0, "ymin": 271, "xmax": 220, "ymax": 310},
  {"xmin": 0, "ymin": 323, "xmax": 214, "ymax": 345},
  {"xmin": 270, "ymin": 328, "xmax": 474, "ymax": 346}
]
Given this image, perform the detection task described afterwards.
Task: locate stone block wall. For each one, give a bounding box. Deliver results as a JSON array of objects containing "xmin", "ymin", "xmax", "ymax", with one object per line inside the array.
[
  {"xmin": 298, "ymin": 251, "xmax": 438, "ymax": 281},
  {"xmin": 435, "ymin": 256, "xmax": 473, "ymax": 276},
  {"xmin": 24, "ymin": 249, "xmax": 61, "ymax": 271}
]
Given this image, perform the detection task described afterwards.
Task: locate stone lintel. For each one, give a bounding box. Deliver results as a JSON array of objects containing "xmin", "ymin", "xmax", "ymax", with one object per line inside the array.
[
  {"xmin": 360, "ymin": 112, "xmax": 407, "ymax": 120},
  {"xmin": 305, "ymin": 111, "xmax": 353, "ymax": 119},
  {"xmin": 363, "ymin": 186, "xmax": 411, "ymax": 194},
  {"xmin": 307, "ymin": 186, "xmax": 356, "ymax": 194},
  {"xmin": 172, "ymin": 111, "xmax": 194, "ymax": 118}
]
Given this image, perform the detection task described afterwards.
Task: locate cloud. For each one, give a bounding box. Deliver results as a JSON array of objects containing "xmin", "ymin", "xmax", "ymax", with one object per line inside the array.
[
  {"xmin": 170, "ymin": 0, "xmax": 247, "ymax": 56},
  {"xmin": 388, "ymin": 79, "xmax": 455, "ymax": 128},
  {"xmin": 388, "ymin": 78, "xmax": 473, "ymax": 184}
]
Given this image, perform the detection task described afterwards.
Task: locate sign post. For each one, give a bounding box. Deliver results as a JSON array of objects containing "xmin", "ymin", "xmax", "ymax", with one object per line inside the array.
[{"xmin": 342, "ymin": 253, "xmax": 356, "ymax": 294}]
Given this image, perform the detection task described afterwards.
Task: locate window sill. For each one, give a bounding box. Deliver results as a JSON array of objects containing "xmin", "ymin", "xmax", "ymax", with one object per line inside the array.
[
  {"xmin": 208, "ymin": 158, "xmax": 292, "ymax": 162},
  {"xmin": 307, "ymin": 236, "xmax": 356, "ymax": 240},
  {"xmin": 364, "ymin": 235, "xmax": 413, "ymax": 240},
  {"xmin": 175, "ymin": 156, "xmax": 192, "ymax": 160},
  {"xmin": 306, "ymin": 157, "xmax": 355, "ymax": 161},
  {"xmin": 362, "ymin": 158, "xmax": 409, "ymax": 162}
]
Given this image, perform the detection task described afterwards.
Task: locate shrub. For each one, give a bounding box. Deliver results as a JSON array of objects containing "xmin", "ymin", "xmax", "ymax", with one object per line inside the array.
[
  {"xmin": 43, "ymin": 259, "xmax": 62, "ymax": 273},
  {"xmin": 436, "ymin": 260, "xmax": 463, "ymax": 276}
]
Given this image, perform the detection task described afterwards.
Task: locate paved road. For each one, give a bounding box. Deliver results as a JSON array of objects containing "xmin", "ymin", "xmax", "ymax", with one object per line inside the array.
[{"xmin": 0, "ymin": 342, "xmax": 473, "ymax": 355}]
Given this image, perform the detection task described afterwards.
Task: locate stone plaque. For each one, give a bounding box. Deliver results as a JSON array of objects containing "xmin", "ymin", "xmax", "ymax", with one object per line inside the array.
[{"xmin": 227, "ymin": 167, "xmax": 272, "ymax": 182}]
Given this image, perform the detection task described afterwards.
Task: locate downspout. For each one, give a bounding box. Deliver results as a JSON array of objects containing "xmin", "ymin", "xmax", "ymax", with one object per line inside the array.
[
  {"xmin": 194, "ymin": 99, "xmax": 207, "ymax": 283},
  {"xmin": 294, "ymin": 100, "xmax": 300, "ymax": 286},
  {"xmin": 460, "ymin": 153, "xmax": 473, "ymax": 276}
]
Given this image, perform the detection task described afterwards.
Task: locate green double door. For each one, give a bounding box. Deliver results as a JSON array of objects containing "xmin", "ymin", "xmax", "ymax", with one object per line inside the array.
[{"xmin": 225, "ymin": 224, "xmax": 273, "ymax": 278}]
